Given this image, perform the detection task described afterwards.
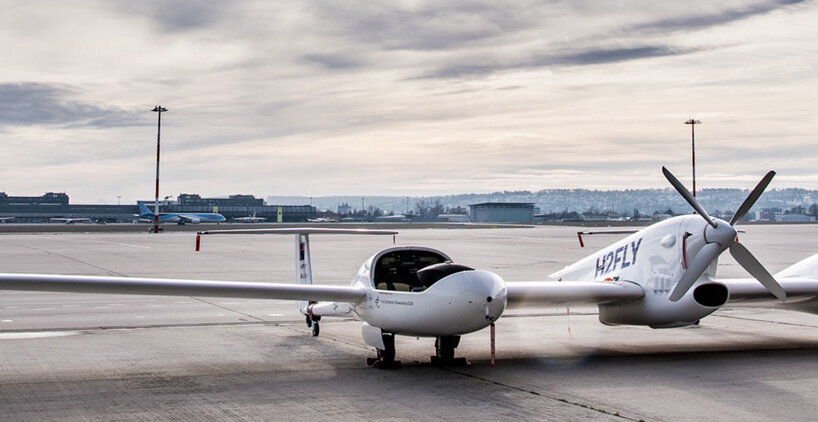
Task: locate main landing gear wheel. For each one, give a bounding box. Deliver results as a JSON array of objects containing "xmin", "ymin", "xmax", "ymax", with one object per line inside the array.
[
  {"xmin": 366, "ymin": 333, "xmax": 401, "ymax": 369},
  {"xmin": 431, "ymin": 335, "xmax": 469, "ymax": 367},
  {"xmin": 306, "ymin": 313, "xmax": 320, "ymax": 336}
]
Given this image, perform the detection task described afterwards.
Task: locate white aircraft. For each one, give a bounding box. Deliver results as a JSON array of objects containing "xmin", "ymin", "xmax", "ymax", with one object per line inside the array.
[
  {"xmin": 1, "ymin": 167, "xmax": 817, "ymax": 368},
  {"xmin": 233, "ymin": 212, "xmax": 266, "ymax": 223},
  {"xmin": 307, "ymin": 217, "xmax": 338, "ymax": 223},
  {"xmin": 50, "ymin": 217, "xmax": 92, "ymax": 224},
  {"xmin": 0, "ymin": 216, "xmax": 14, "ymax": 222}
]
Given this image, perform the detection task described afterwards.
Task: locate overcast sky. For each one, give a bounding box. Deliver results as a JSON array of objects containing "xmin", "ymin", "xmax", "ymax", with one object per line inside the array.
[{"xmin": 1, "ymin": 0, "xmax": 816, "ymax": 203}]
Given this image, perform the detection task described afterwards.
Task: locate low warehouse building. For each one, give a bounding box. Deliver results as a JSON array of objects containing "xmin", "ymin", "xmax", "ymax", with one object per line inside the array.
[{"xmin": 469, "ymin": 202, "xmax": 534, "ymax": 223}]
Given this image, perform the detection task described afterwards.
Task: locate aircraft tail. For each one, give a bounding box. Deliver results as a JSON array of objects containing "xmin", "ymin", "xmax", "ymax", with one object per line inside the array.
[
  {"xmin": 776, "ymin": 253, "xmax": 818, "ymax": 279},
  {"xmin": 296, "ymin": 234, "xmax": 314, "ymax": 316},
  {"xmin": 137, "ymin": 201, "xmax": 152, "ymax": 216}
]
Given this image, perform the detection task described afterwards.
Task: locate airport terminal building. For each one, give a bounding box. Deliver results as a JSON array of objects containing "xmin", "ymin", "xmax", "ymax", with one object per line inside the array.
[
  {"xmin": 0, "ymin": 192, "xmax": 315, "ymax": 223},
  {"xmin": 169, "ymin": 194, "xmax": 315, "ymax": 222},
  {"xmin": 0, "ymin": 192, "xmax": 132, "ymax": 223}
]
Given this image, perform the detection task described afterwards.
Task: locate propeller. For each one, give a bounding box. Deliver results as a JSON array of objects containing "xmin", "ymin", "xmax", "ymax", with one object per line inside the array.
[
  {"xmin": 662, "ymin": 167, "xmax": 786, "ymax": 302},
  {"xmin": 669, "ymin": 243, "xmax": 720, "ymax": 301},
  {"xmin": 730, "ymin": 171, "xmax": 775, "ymax": 225},
  {"xmin": 662, "ymin": 167, "xmax": 716, "ymax": 228},
  {"xmin": 729, "ymin": 242, "xmax": 786, "ymax": 300}
]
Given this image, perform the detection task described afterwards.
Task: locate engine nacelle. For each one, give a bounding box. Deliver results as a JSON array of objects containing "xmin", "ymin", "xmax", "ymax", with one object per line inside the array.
[{"xmin": 598, "ymin": 282, "xmax": 728, "ymax": 328}]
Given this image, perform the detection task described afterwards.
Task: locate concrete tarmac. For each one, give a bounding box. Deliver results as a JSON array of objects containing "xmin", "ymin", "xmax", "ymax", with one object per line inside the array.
[{"xmin": 2, "ymin": 225, "xmax": 818, "ymax": 420}]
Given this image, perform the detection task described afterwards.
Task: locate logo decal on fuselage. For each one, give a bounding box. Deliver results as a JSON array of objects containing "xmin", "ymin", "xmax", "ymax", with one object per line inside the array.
[{"xmin": 595, "ymin": 238, "xmax": 643, "ymax": 278}]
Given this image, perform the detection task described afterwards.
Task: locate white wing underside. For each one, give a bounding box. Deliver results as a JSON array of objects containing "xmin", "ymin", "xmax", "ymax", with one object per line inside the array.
[{"xmin": 0, "ymin": 273, "xmax": 366, "ymax": 303}]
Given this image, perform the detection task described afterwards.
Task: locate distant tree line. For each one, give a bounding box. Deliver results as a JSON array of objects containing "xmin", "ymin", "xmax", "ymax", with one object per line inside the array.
[{"xmin": 321, "ymin": 200, "xmax": 818, "ymax": 223}]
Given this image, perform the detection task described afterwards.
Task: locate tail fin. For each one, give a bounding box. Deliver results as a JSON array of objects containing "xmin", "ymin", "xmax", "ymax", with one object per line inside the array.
[
  {"xmin": 296, "ymin": 233, "xmax": 313, "ymax": 315},
  {"xmin": 137, "ymin": 201, "xmax": 152, "ymax": 216},
  {"xmin": 776, "ymin": 253, "xmax": 818, "ymax": 279}
]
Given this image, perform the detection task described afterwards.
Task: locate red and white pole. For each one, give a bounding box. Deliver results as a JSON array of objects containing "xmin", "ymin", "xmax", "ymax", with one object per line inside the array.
[
  {"xmin": 152, "ymin": 106, "xmax": 167, "ymax": 233},
  {"xmin": 490, "ymin": 322, "xmax": 496, "ymax": 368},
  {"xmin": 684, "ymin": 118, "xmax": 701, "ymax": 197}
]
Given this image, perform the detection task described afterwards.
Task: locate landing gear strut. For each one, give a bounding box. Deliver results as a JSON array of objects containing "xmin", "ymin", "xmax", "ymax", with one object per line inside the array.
[
  {"xmin": 431, "ymin": 335, "xmax": 469, "ymax": 366},
  {"xmin": 367, "ymin": 333, "xmax": 401, "ymax": 369}
]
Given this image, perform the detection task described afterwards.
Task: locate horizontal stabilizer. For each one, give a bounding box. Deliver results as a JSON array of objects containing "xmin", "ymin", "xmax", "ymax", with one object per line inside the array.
[
  {"xmin": 576, "ymin": 230, "xmax": 638, "ymax": 247},
  {"xmin": 198, "ymin": 228, "xmax": 398, "ymax": 236}
]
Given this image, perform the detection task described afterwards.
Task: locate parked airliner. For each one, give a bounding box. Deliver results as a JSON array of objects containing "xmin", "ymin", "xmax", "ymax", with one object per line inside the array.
[
  {"xmin": 233, "ymin": 212, "xmax": 266, "ymax": 223},
  {"xmin": 136, "ymin": 201, "xmax": 226, "ymax": 225}
]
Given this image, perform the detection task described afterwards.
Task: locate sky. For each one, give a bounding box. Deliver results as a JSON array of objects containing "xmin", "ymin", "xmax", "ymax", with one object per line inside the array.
[{"xmin": 1, "ymin": 0, "xmax": 817, "ymax": 204}]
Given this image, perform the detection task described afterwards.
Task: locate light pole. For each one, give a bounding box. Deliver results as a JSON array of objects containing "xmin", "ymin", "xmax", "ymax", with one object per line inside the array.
[
  {"xmin": 684, "ymin": 118, "xmax": 702, "ymax": 197},
  {"xmin": 152, "ymin": 105, "xmax": 168, "ymax": 233}
]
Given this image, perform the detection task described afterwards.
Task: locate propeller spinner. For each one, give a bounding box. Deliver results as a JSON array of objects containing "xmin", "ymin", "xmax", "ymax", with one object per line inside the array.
[{"xmin": 662, "ymin": 167, "xmax": 786, "ymax": 302}]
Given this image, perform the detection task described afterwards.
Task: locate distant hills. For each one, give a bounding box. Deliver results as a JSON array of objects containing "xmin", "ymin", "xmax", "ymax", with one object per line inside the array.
[{"xmin": 269, "ymin": 188, "xmax": 818, "ymax": 215}]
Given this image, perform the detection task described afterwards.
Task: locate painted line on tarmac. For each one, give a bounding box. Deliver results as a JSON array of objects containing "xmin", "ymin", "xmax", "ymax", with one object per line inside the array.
[{"xmin": 0, "ymin": 331, "xmax": 82, "ymax": 340}]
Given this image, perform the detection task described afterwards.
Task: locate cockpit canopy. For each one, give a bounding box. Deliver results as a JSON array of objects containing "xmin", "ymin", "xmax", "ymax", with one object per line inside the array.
[
  {"xmin": 373, "ymin": 249, "xmax": 473, "ymax": 292},
  {"xmin": 416, "ymin": 262, "xmax": 475, "ymax": 287}
]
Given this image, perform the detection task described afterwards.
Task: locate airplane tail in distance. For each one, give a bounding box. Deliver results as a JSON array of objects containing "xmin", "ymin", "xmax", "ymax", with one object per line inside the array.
[{"xmin": 137, "ymin": 201, "xmax": 152, "ymax": 216}]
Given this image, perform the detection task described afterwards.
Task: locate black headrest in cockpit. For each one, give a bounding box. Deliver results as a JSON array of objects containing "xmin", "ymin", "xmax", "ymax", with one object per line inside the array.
[{"xmin": 416, "ymin": 262, "xmax": 474, "ymax": 286}]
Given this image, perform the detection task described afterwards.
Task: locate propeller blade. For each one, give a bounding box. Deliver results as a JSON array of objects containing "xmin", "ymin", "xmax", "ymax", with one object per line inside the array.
[
  {"xmin": 662, "ymin": 166, "xmax": 716, "ymax": 228},
  {"xmin": 729, "ymin": 242, "xmax": 787, "ymax": 300},
  {"xmin": 669, "ymin": 242, "xmax": 722, "ymax": 301},
  {"xmin": 730, "ymin": 171, "xmax": 775, "ymax": 226}
]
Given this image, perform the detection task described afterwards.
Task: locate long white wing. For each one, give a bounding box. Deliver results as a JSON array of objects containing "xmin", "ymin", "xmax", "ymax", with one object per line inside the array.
[
  {"xmin": 720, "ymin": 277, "xmax": 818, "ymax": 302},
  {"xmin": 506, "ymin": 280, "xmax": 644, "ymax": 309},
  {"xmin": 719, "ymin": 253, "xmax": 818, "ymax": 309},
  {"xmin": 0, "ymin": 273, "xmax": 366, "ymax": 303}
]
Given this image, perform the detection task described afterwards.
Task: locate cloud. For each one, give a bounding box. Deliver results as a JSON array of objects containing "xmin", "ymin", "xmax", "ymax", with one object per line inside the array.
[
  {"xmin": 0, "ymin": 83, "xmax": 146, "ymax": 128},
  {"xmin": 550, "ymin": 46, "xmax": 687, "ymax": 66},
  {"xmin": 1, "ymin": 1, "xmax": 817, "ymax": 202},
  {"xmin": 302, "ymin": 53, "xmax": 363, "ymax": 70},
  {"xmin": 422, "ymin": 45, "xmax": 692, "ymax": 78},
  {"xmin": 633, "ymin": 0, "xmax": 806, "ymax": 33},
  {"xmin": 111, "ymin": 1, "xmax": 232, "ymax": 33},
  {"xmin": 311, "ymin": 1, "xmax": 526, "ymax": 51}
]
